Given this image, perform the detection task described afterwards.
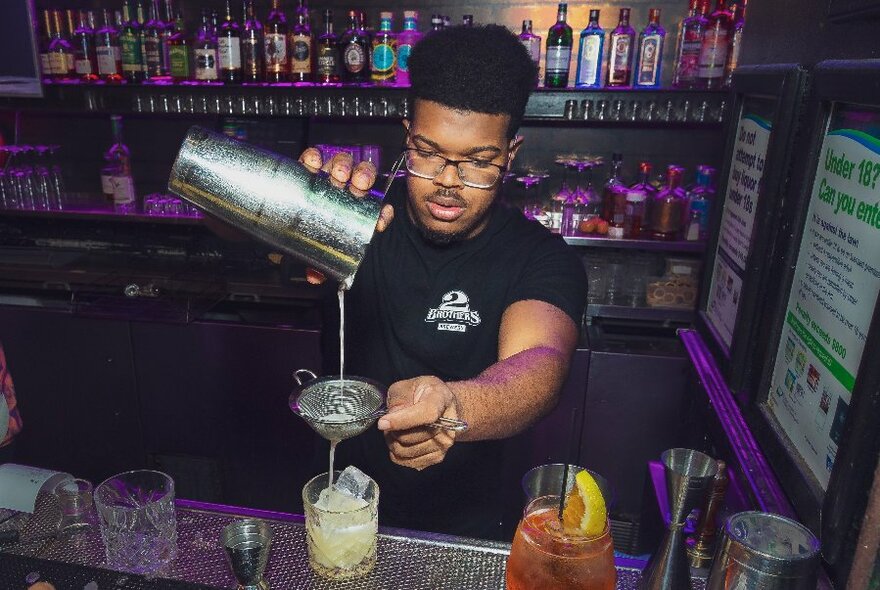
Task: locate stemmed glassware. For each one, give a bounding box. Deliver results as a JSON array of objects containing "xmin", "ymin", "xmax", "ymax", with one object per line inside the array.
[
  {"xmin": 515, "ymin": 168, "xmax": 549, "ymax": 224},
  {"xmin": 573, "ymin": 156, "xmax": 604, "ymax": 217}
]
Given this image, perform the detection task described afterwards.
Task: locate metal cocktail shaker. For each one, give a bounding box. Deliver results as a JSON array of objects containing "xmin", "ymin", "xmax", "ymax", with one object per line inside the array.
[{"xmin": 167, "ymin": 126, "xmax": 384, "ymax": 287}]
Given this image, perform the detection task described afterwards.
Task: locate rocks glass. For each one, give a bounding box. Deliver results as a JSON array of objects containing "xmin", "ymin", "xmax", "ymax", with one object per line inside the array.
[{"xmin": 94, "ymin": 470, "xmax": 177, "ymax": 576}]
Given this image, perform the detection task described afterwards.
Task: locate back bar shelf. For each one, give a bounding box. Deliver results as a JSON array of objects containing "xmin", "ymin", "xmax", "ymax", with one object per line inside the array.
[{"xmin": 2, "ymin": 84, "xmax": 728, "ymax": 125}]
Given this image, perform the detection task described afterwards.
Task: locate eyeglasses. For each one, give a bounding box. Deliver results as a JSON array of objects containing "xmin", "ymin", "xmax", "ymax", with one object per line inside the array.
[{"xmin": 402, "ymin": 147, "xmax": 508, "ymax": 190}]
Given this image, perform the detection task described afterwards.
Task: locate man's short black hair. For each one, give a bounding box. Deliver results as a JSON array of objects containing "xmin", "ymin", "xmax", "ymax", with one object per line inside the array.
[{"xmin": 408, "ymin": 25, "xmax": 538, "ymax": 139}]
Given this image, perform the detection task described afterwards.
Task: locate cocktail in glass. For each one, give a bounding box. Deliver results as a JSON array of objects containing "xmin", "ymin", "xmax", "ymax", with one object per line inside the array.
[
  {"xmin": 302, "ymin": 471, "xmax": 379, "ymax": 580},
  {"xmin": 507, "ymin": 495, "xmax": 616, "ymax": 590}
]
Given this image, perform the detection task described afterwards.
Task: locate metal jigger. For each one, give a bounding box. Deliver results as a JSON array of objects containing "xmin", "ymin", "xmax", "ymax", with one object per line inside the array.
[
  {"xmin": 222, "ymin": 519, "xmax": 273, "ymax": 590},
  {"xmin": 640, "ymin": 449, "xmax": 719, "ymax": 590}
]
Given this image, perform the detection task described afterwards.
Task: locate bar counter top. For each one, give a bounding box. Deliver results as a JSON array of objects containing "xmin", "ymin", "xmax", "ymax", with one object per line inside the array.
[{"xmin": 1, "ymin": 496, "xmax": 706, "ymax": 589}]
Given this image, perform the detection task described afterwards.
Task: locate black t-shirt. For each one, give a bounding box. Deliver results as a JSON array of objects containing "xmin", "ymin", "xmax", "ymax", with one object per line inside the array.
[{"xmin": 321, "ymin": 187, "xmax": 587, "ymax": 538}]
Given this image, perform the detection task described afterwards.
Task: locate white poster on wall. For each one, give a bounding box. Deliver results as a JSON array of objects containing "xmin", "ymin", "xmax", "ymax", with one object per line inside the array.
[
  {"xmin": 767, "ymin": 113, "xmax": 880, "ymax": 489},
  {"xmin": 706, "ymin": 112, "xmax": 773, "ymax": 349}
]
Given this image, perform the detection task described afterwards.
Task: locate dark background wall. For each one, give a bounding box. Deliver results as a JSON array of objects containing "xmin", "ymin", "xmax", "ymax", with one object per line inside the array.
[{"xmin": 741, "ymin": 0, "xmax": 880, "ymax": 66}]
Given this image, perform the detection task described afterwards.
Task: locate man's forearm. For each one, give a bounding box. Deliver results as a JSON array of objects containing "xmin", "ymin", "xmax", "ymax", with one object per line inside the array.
[{"xmin": 450, "ymin": 345, "xmax": 572, "ymax": 441}]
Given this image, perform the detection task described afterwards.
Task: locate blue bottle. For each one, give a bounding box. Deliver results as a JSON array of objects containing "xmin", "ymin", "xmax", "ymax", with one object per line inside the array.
[
  {"xmin": 635, "ymin": 8, "xmax": 666, "ymax": 88},
  {"xmin": 687, "ymin": 165, "xmax": 715, "ymax": 239},
  {"xmin": 575, "ymin": 9, "xmax": 604, "ymax": 88}
]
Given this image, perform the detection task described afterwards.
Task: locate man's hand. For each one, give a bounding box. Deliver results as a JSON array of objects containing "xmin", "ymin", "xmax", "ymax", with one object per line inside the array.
[
  {"xmin": 378, "ymin": 376, "xmax": 461, "ymax": 470},
  {"xmin": 298, "ymin": 147, "xmax": 394, "ymax": 232}
]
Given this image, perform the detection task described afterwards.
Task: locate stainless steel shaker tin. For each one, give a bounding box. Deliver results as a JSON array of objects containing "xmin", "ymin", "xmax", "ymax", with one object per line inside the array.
[
  {"xmin": 707, "ymin": 511, "xmax": 821, "ymax": 590},
  {"xmin": 168, "ymin": 126, "xmax": 384, "ymax": 287}
]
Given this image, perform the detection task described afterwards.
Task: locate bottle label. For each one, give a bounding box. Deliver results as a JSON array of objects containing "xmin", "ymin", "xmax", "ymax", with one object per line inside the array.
[
  {"xmin": 100, "ymin": 173, "xmax": 115, "ymax": 196},
  {"xmin": 75, "ymin": 57, "xmax": 93, "ymax": 75},
  {"xmin": 96, "ymin": 46, "xmax": 118, "ymax": 75},
  {"xmin": 48, "ymin": 53, "xmax": 69, "ymax": 75},
  {"xmin": 678, "ymin": 39, "xmax": 702, "ymax": 82},
  {"xmin": 39, "ymin": 53, "xmax": 51, "ymax": 76},
  {"xmin": 111, "ymin": 174, "xmax": 136, "ymax": 205},
  {"xmin": 397, "ymin": 43, "xmax": 412, "ymax": 72},
  {"xmin": 698, "ymin": 28, "xmax": 728, "ymax": 78},
  {"xmin": 67, "ymin": 53, "xmax": 75, "ymax": 73},
  {"xmin": 194, "ymin": 48, "xmax": 218, "ymax": 80},
  {"xmin": 219, "ymin": 37, "xmax": 242, "ymax": 70},
  {"xmin": 344, "ymin": 42, "xmax": 365, "ymax": 73},
  {"xmin": 520, "ymin": 38, "xmax": 541, "ymax": 67},
  {"xmin": 145, "ymin": 37, "xmax": 162, "ymax": 72},
  {"xmin": 577, "ymin": 35, "xmax": 601, "ymax": 85},
  {"xmin": 241, "ymin": 37, "xmax": 261, "ymax": 76},
  {"xmin": 120, "ymin": 33, "xmax": 142, "ymax": 73},
  {"xmin": 290, "ymin": 34, "xmax": 311, "ymax": 74},
  {"xmin": 371, "ymin": 42, "xmax": 395, "ymax": 76},
  {"xmin": 609, "ymin": 34, "xmax": 632, "ymax": 84},
  {"xmin": 636, "ymin": 34, "xmax": 662, "ymax": 86},
  {"xmin": 545, "ymin": 46, "xmax": 571, "ymax": 76},
  {"xmin": 169, "ymin": 45, "xmax": 191, "ymax": 78},
  {"xmin": 264, "ymin": 33, "xmax": 287, "ymax": 72},
  {"xmin": 317, "ymin": 46, "xmax": 338, "ymax": 77}
]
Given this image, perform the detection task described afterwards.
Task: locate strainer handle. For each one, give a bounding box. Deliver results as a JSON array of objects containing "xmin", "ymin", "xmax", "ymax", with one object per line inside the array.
[
  {"xmin": 293, "ymin": 369, "xmax": 318, "ymax": 386},
  {"xmin": 369, "ymin": 409, "xmax": 469, "ymax": 433}
]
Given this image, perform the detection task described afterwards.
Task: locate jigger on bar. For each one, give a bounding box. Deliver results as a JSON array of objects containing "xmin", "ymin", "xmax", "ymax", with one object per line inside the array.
[
  {"xmin": 639, "ymin": 448, "xmax": 718, "ymax": 590},
  {"xmin": 222, "ymin": 519, "xmax": 273, "ymax": 590}
]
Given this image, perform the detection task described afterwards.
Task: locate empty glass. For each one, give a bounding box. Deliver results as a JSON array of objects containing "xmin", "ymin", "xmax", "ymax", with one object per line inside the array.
[
  {"xmin": 94, "ymin": 470, "xmax": 177, "ymax": 576},
  {"xmin": 55, "ymin": 478, "xmax": 97, "ymax": 533}
]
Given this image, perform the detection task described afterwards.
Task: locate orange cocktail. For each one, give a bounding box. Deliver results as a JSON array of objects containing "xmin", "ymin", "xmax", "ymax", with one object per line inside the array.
[{"xmin": 507, "ymin": 496, "xmax": 616, "ymax": 590}]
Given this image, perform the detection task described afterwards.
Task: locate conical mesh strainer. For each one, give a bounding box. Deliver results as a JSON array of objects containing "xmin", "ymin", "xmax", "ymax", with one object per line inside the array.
[{"xmin": 289, "ymin": 370, "xmax": 467, "ymax": 442}]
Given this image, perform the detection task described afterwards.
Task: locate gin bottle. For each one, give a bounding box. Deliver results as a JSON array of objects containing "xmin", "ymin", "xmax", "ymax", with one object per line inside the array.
[
  {"xmin": 575, "ymin": 9, "xmax": 604, "ymax": 88},
  {"xmin": 544, "ymin": 3, "xmax": 572, "ymax": 88},
  {"xmin": 634, "ymin": 8, "xmax": 665, "ymax": 87}
]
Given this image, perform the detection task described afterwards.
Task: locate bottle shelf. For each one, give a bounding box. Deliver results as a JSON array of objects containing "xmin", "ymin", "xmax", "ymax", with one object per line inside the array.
[
  {"xmin": 563, "ymin": 235, "xmax": 706, "ymax": 253},
  {"xmin": 586, "ymin": 303, "xmax": 694, "ymax": 323},
  {"xmin": 1, "ymin": 83, "xmax": 728, "ymax": 126}
]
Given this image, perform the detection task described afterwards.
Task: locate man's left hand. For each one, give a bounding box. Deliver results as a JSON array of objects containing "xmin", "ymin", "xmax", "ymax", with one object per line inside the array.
[{"xmin": 378, "ymin": 376, "xmax": 461, "ymax": 470}]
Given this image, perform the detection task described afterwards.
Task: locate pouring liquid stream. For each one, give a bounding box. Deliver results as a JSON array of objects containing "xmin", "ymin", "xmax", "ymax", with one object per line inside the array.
[{"xmin": 329, "ymin": 284, "xmax": 346, "ymax": 490}]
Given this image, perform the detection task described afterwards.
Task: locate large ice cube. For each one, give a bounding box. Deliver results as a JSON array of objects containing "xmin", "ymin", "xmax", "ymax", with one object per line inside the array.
[
  {"xmin": 316, "ymin": 486, "xmax": 368, "ymax": 512},
  {"xmin": 334, "ymin": 466, "xmax": 371, "ymax": 500}
]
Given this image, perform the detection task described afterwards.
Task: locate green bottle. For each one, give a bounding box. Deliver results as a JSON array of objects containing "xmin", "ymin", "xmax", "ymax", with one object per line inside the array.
[{"xmin": 544, "ymin": 3, "xmax": 572, "ymax": 87}]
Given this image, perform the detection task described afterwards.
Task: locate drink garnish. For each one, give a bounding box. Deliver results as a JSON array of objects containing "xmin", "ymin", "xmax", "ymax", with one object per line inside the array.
[{"xmin": 562, "ymin": 469, "xmax": 607, "ymax": 536}]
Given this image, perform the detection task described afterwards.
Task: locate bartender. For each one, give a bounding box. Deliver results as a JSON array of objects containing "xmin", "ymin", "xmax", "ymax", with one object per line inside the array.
[{"xmin": 300, "ymin": 24, "xmax": 587, "ymax": 539}]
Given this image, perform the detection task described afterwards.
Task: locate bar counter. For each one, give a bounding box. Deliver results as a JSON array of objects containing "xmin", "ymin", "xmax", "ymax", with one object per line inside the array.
[{"xmin": 0, "ymin": 495, "xmax": 709, "ymax": 589}]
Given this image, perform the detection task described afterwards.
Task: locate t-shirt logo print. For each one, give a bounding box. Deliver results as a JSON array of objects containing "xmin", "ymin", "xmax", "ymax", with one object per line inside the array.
[{"xmin": 425, "ymin": 290, "xmax": 482, "ymax": 333}]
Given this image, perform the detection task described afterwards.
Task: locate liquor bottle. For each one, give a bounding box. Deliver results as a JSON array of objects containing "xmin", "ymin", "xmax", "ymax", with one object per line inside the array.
[
  {"xmin": 194, "ymin": 9, "xmax": 219, "ymax": 82},
  {"xmin": 606, "ymin": 8, "xmax": 635, "ymax": 87},
  {"xmin": 371, "ymin": 12, "xmax": 396, "ymax": 85},
  {"xmin": 72, "ymin": 11, "xmax": 99, "ymax": 82},
  {"xmin": 462, "ymin": 15, "xmax": 474, "ymax": 27},
  {"xmin": 601, "ymin": 153, "xmax": 625, "ymax": 222},
  {"xmin": 167, "ymin": 13, "xmax": 192, "ymax": 82},
  {"xmin": 698, "ymin": 0, "xmax": 732, "ymax": 90},
  {"xmin": 95, "ymin": 9, "xmax": 123, "ymax": 83},
  {"xmin": 649, "ymin": 165, "xmax": 686, "ymax": 240},
  {"xmin": 672, "ymin": 0, "xmax": 709, "ymax": 88},
  {"xmin": 430, "ymin": 14, "xmax": 443, "ymax": 32},
  {"xmin": 104, "ymin": 115, "xmax": 137, "ymax": 208},
  {"xmin": 519, "ymin": 20, "xmax": 542, "ymax": 84},
  {"xmin": 264, "ymin": 0, "xmax": 288, "ymax": 83},
  {"xmin": 723, "ymin": 1, "xmax": 745, "ymax": 88},
  {"xmin": 143, "ymin": 0, "xmax": 167, "ymax": 80},
  {"xmin": 316, "ymin": 9, "xmax": 340, "ymax": 84},
  {"xmin": 241, "ymin": 0, "xmax": 264, "ymax": 82},
  {"xmin": 120, "ymin": 1, "xmax": 144, "ymax": 82},
  {"xmin": 544, "ymin": 3, "xmax": 572, "ymax": 88},
  {"xmin": 341, "ymin": 10, "xmax": 369, "ymax": 84},
  {"xmin": 635, "ymin": 8, "xmax": 665, "ymax": 87},
  {"xmin": 686, "ymin": 165, "xmax": 715, "ymax": 240},
  {"xmin": 64, "ymin": 10, "xmax": 78, "ymax": 75},
  {"xmin": 442, "ymin": 15, "xmax": 451, "ymax": 29},
  {"xmin": 135, "ymin": 1, "xmax": 149, "ymax": 77},
  {"xmin": 289, "ymin": 0, "xmax": 313, "ymax": 82},
  {"xmin": 575, "ymin": 9, "xmax": 603, "ymax": 88},
  {"xmin": 48, "ymin": 10, "xmax": 75, "ymax": 81},
  {"xmin": 396, "ymin": 11, "xmax": 422, "ymax": 87},
  {"xmin": 160, "ymin": 0, "xmax": 175, "ymax": 76},
  {"xmin": 218, "ymin": 0, "xmax": 242, "ymax": 83},
  {"xmin": 38, "ymin": 10, "xmax": 52, "ymax": 79}
]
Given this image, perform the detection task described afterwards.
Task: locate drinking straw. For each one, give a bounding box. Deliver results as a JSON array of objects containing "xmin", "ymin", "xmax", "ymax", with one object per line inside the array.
[{"xmin": 558, "ymin": 407, "xmax": 580, "ymax": 520}]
